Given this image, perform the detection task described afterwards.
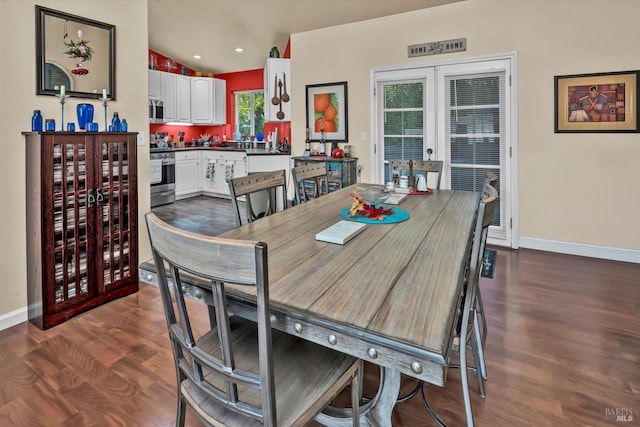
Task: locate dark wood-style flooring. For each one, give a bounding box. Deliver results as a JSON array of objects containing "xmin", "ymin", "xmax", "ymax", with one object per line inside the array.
[{"xmin": 1, "ymin": 196, "xmax": 638, "ymax": 426}]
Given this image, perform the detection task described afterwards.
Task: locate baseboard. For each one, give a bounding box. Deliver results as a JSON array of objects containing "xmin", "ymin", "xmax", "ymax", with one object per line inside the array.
[
  {"xmin": 519, "ymin": 236, "xmax": 640, "ymax": 264},
  {"xmin": 0, "ymin": 306, "xmax": 28, "ymax": 331}
]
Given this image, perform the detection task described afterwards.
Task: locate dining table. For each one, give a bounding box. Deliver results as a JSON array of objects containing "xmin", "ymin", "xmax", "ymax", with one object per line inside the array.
[
  {"xmin": 211, "ymin": 183, "xmax": 481, "ymax": 426},
  {"xmin": 140, "ymin": 183, "xmax": 480, "ymax": 425}
]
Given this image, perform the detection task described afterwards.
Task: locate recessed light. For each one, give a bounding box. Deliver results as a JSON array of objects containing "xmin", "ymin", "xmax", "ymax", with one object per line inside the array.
[
  {"xmin": 234, "ymin": 47, "xmax": 244, "ymax": 53},
  {"xmin": 193, "ymin": 54, "xmax": 201, "ymax": 60}
]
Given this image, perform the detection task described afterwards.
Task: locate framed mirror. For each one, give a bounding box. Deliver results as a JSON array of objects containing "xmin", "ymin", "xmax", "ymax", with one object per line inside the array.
[{"xmin": 36, "ymin": 6, "xmax": 116, "ymax": 99}]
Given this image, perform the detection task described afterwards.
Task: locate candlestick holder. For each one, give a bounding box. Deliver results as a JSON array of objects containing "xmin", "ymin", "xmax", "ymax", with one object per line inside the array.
[
  {"xmin": 101, "ymin": 97, "xmax": 110, "ymax": 131},
  {"xmin": 59, "ymin": 95, "xmax": 69, "ymax": 131}
]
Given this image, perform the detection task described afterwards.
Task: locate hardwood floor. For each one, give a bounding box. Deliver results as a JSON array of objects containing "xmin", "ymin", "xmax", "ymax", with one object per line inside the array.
[{"xmin": 2, "ymin": 196, "xmax": 638, "ymax": 426}]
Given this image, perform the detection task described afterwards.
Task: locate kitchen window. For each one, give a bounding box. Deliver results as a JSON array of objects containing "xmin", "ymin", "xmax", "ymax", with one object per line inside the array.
[{"xmin": 235, "ymin": 90, "xmax": 265, "ymax": 138}]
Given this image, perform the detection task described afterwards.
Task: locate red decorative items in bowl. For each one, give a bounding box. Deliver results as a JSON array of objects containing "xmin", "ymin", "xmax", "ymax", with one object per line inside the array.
[
  {"xmin": 332, "ymin": 147, "xmax": 344, "ymax": 158},
  {"xmin": 348, "ymin": 187, "xmax": 393, "ymax": 221}
]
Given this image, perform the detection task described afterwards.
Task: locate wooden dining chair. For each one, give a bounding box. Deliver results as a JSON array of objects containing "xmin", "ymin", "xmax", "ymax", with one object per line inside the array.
[
  {"xmin": 452, "ymin": 183, "xmax": 498, "ymax": 400},
  {"xmin": 291, "ymin": 163, "xmax": 329, "ymax": 204},
  {"xmin": 473, "ymin": 182, "xmax": 499, "ymax": 336},
  {"xmin": 409, "ymin": 199, "xmax": 488, "ymax": 427},
  {"xmin": 228, "ymin": 169, "xmax": 287, "ymax": 227},
  {"xmin": 430, "ymin": 200, "xmax": 488, "ymax": 427},
  {"xmin": 145, "ymin": 212, "xmax": 361, "ymax": 427},
  {"xmin": 389, "ymin": 159, "xmax": 443, "ymax": 190}
]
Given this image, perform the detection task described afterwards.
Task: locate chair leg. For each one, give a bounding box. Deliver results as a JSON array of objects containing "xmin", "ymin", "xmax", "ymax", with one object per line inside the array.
[
  {"xmin": 473, "ymin": 309, "xmax": 488, "ymax": 382},
  {"xmin": 176, "ymin": 393, "xmax": 187, "ymax": 427},
  {"xmin": 459, "ymin": 340, "xmax": 475, "ymax": 427},
  {"xmin": 476, "ymin": 282, "xmax": 488, "ymax": 334},
  {"xmin": 470, "ymin": 314, "xmax": 486, "ymax": 398},
  {"xmin": 350, "ymin": 366, "xmax": 361, "ymax": 427}
]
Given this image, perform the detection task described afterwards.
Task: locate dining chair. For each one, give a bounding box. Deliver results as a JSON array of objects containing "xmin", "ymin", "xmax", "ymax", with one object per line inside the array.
[
  {"xmin": 474, "ymin": 182, "xmax": 498, "ymax": 336},
  {"xmin": 389, "ymin": 159, "xmax": 443, "ymax": 190},
  {"xmin": 291, "ymin": 163, "xmax": 329, "ymax": 204},
  {"xmin": 413, "ymin": 199, "xmax": 488, "ymax": 427},
  {"xmin": 228, "ymin": 169, "xmax": 287, "ymax": 227},
  {"xmin": 145, "ymin": 212, "xmax": 361, "ymax": 427}
]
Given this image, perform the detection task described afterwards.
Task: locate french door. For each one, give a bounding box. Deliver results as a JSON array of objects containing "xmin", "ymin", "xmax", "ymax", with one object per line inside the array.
[{"xmin": 373, "ymin": 56, "xmax": 515, "ymax": 247}]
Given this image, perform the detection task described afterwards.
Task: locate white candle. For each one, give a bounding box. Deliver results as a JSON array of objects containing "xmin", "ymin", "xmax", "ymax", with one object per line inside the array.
[
  {"xmin": 60, "ymin": 85, "xmax": 65, "ymax": 97},
  {"xmin": 102, "ymin": 89, "xmax": 107, "ymax": 99}
]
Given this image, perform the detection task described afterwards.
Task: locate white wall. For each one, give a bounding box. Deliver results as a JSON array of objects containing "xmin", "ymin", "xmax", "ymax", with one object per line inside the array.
[
  {"xmin": 290, "ymin": 0, "xmax": 640, "ymax": 254},
  {"xmin": 0, "ymin": 0, "xmax": 150, "ymax": 324}
]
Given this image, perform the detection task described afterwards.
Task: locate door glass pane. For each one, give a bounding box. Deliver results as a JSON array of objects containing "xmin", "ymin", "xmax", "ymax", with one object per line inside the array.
[
  {"xmin": 445, "ymin": 73, "xmax": 504, "ymax": 228},
  {"xmin": 381, "ymin": 81, "xmax": 425, "ymax": 181}
]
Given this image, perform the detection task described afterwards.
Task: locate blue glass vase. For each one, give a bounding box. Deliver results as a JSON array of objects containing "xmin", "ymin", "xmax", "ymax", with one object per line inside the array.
[{"xmin": 76, "ymin": 104, "xmax": 94, "ymax": 130}]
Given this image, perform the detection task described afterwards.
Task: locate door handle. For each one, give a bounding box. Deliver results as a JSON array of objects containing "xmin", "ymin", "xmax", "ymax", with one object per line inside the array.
[
  {"xmin": 96, "ymin": 189, "xmax": 104, "ymax": 206},
  {"xmin": 88, "ymin": 189, "xmax": 95, "ymax": 208}
]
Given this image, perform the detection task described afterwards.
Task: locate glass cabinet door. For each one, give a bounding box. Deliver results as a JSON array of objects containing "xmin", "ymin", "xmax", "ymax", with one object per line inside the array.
[
  {"xmin": 95, "ymin": 135, "xmax": 136, "ymax": 294},
  {"xmin": 47, "ymin": 135, "xmax": 92, "ymax": 311}
]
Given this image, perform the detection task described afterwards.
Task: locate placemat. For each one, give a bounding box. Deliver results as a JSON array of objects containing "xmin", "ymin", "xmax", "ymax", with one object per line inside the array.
[
  {"xmin": 339, "ymin": 207, "xmax": 410, "ymax": 224},
  {"xmin": 408, "ymin": 188, "xmax": 433, "ymax": 195}
]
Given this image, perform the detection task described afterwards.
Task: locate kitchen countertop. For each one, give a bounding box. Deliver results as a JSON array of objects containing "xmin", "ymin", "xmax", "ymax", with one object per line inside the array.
[{"xmin": 150, "ymin": 146, "xmax": 290, "ymax": 155}]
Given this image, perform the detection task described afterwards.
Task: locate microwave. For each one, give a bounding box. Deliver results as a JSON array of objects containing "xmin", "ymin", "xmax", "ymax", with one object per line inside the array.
[{"xmin": 149, "ymin": 98, "xmax": 164, "ymax": 123}]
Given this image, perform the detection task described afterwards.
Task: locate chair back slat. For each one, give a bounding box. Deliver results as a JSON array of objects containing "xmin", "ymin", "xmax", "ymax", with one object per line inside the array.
[{"xmin": 292, "ymin": 163, "xmax": 329, "ymax": 204}]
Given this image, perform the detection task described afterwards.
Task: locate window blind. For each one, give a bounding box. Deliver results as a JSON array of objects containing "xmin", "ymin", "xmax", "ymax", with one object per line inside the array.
[
  {"xmin": 444, "ymin": 71, "xmax": 505, "ymax": 230},
  {"xmin": 376, "ymin": 79, "xmax": 425, "ymax": 182}
]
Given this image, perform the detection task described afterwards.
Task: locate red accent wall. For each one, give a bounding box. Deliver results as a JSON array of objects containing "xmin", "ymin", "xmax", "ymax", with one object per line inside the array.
[{"xmin": 149, "ymin": 39, "xmax": 291, "ymax": 144}]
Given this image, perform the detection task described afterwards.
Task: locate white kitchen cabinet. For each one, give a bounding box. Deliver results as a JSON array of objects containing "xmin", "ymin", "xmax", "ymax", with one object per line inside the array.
[
  {"xmin": 191, "ymin": 77, "xmax": 227, "ymax": 125},
  {"xmin": 264, "ymin": 58, "xmax": 291, "ymax": 122},
  {"xmin": 200, "ymin": 150, "xmax": 248, "ymax": 197},
  {"xmin": 214, "ymin": 78, "xmax": 227, "ymax": 125},
  {"xmin": 161, "ymin": 72, "xmax": 177, "ymax": 122},
  {"xmin": 175, "ymin": 151, "xmax": 200, "ymax": 199},
  {"xmin": 248, "ymin": 154, "xmax": 291, "ymax": 207},
  {"xmin": 200, "ymin": 151, "xmax": 220, "ymax": 194},
  {"xmin": 148, "ymin": 70, "xmax": 161, "ymax": 99},
  {"xmin": 176, "ymin": 74, "xmax": 191, "ymax": 123}
]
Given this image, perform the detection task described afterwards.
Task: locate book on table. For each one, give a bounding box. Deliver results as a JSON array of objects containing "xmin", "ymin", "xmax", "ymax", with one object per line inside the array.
[
  {"xmin": 316, "ymin": 220, "xmax": 367, "ymax": 245},
  {"xmin": 385, "ymin": 193, "xmax": 407, "ymax": 205}
]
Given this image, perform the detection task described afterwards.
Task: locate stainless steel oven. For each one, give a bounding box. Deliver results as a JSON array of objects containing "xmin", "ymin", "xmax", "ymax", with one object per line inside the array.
[{"xmin": 150, "ymin": 150, "xmax": 176, "ymax": 207}]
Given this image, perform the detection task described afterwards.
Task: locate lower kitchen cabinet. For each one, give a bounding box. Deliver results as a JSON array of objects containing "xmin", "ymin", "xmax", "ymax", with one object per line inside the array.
[
  {"xmin": 175, "ymin": 150, "xmax": 200, "ymax": 199},
  {"xmin": 174, "ymin": 149, "xmax": 291, "ymax": 199},
  {"xmin": 201, "ymin": 150, "xmax": 247, "ymax": 196},
  {"xmin": 24, "ymin": 131, "xmax": 139, "ymax": 329}
]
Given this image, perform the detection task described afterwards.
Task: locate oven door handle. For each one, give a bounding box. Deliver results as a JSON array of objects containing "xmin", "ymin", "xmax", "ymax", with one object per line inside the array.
[{"xmin": 162, "ymin": 158, "xmax": 176, "ymax": 165}]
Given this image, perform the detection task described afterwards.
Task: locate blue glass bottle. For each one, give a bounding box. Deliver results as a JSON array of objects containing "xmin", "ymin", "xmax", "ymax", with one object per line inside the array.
[
  {"xmin": 111, "ymin": 112, "xmax": 121, "ymax": 132},
  {"xmin": 120, "ymin": 119, "xmax": 128, "ymax": 132},
  {"xmin": 31, "ymin": 110, "xmax": 43, "ymax": 132}
]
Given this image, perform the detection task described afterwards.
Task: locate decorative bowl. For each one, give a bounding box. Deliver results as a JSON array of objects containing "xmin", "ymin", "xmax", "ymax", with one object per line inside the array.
[{"xmin": 351, "ymin": 186, "xmax": 390, "ymax": 207}]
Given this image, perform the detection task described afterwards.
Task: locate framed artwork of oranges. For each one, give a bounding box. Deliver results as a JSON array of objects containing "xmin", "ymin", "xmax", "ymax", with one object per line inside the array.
[
  {"xmin": 306, "ymin": 81, "xmax": 349, "ymax": 142},
  {"xmin": 554, "ymin": 70, "xmax": 639, "ymax": 133}
]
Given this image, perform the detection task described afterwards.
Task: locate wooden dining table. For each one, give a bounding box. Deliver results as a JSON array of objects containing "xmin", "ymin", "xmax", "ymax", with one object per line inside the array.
[{"xmin": 213, "ymin": 184, "xmax": 481, "ymax": 426}]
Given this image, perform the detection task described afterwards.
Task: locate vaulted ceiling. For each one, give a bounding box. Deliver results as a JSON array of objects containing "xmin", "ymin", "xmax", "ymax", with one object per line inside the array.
[{"xmin": 148, "ymin": 0, "xmax": 464, "ymax": 74}]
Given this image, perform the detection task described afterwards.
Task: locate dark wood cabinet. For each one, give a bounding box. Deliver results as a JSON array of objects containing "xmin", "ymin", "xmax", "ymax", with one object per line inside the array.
[{"xmin": 25, "ymin": 132, "xmax": 139, "ymax": 329}]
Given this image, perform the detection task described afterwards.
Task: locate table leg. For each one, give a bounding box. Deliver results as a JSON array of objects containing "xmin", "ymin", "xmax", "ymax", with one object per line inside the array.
[{"xmin": 315, "ymin": 367, "xmax": 401, "ymax": 427}]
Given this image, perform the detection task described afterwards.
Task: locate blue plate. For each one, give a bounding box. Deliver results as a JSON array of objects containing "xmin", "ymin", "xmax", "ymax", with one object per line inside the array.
[{"xmin": 339, "ymin": 207, "xmax": 410, "ymax": 224}]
